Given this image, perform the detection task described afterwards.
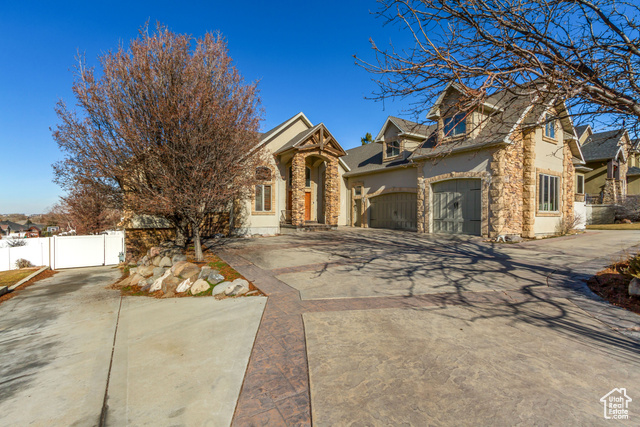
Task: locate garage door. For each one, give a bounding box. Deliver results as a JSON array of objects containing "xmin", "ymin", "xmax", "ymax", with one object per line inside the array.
[
  {"xmin": 369, "ymin": 192, "xmax": 417, "ymax": 230},
  {"xmin": 432, "ymin": 179, "xmax": 481, "ymax": 235}
]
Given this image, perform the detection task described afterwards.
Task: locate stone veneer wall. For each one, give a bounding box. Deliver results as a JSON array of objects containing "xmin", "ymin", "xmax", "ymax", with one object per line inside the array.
[
  {"xmin": 521, "ymin": 130, "xmax": 536, "ymax": 238},
  {"xmin": 602, "ymin": 179, "xmax": 618, "ymax": 204},
  {"xmin": 489, "ymin": 134, "xmax": 525, "ymax": 237},
  {"xmin": 562, "ymin": 141, "xmax": 575, "ymax": 222},
  {"xmin": 291, "ymin": 150, "xmax": 340, "ymax": 227}
]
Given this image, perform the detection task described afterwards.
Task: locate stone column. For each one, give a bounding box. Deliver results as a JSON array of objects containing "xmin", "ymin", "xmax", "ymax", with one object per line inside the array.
[
  {"xmin": 291, "ymin": 153, "xmax": 306, "ymax": 226},
  {"xmin": 417, "ymin": 166, "xmax": 426, "ymax": 233},
  {"xmin": 602, "ymin": 179, "xmax": 617, "ymax": 204},
  {"xmin": 323, "ymin": 158, "xmax": 340, "ymax": 226},
  {"xmin": 562, "ymin": 141, "xmax": 575, "ymax": 221},
  {"xmin": 522, "ymin": 131, "xmax": 536, "ymax": 238}
]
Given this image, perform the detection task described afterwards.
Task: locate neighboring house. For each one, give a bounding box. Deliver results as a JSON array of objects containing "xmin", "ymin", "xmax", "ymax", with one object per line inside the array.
[
  {"xmin": 0, "ymin": 220, "xmax": 28, "ymax": 238},
  {"xmin": 24, "ymin": 225, "xmax": 41, "ymax": 238},
  {"xmin": 239, "ymin": 82, "xmax": 585, "ymax": 238},
  {"xmin": 47, "ymin": 226, "xmax": 60, "ymax": 233},
  {"xmin": 575, "ymin": 126, "xmax": 632, "ymax": 204}
]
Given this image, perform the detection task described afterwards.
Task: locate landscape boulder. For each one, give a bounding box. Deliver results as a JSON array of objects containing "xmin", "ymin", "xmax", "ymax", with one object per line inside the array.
[
  {"xmin": 149, "ymin": 247, "xmax": 161, "ymax": 258},
  {"xmin": 159, "ymin": 256, "xmax": 172, "ymax": 268},
  {"xmin": 172, "ymin": 254, "xmax": 187, "ymax": 264},
  {"xmin": 224, "ymin": 279, "xmax": 250, "ymax": 296},
  {"xmin": 179, "ymin": 264, "xmax": 201, "ymax": 280},
  {"xmin": 171, "ymin": 261, "xmax": 188, "ymax": 275},
  {"xmin": 137, "ymin": 255, "xmax": 149, "ymax": 266},
  {"xmin": 137, "ymin": 265, "xmax": 155, "ymax": 277},
  {"xmin": 190, "ymin": 279, "xmax": 210, "ymax": 294},
  {"xmin": 212, "ymin": 281, "xmax": 231, "ymax": 295},
  {"xmin": 129, "ymin": 273, "xmax": 144, "ymax": 286},
  {"xmin": 150, "ymin": 270, "xmax": 172, "ymax": 292},
  {"xmin": 152, "ymin": 256, "xmax": 162, "ymax": 267},
  {"xmin": 161, "ymin": 276, "xmax": 181, "ymax": 294},
  {"xmin": 630, "ymin": 277, "xmax": 640, "ymax": 296},
  {"xmin": 176, "ymin": 277, "xmax": 196, "ymax": 293},
  {"xmin": 198, "ymin": 266, "xmax": 213, "ymax": 280},
  {"xmin": 207, "ymin": 271, "xmax": 225, "ymax": 284},
  {"xmin": 152, "ymin": 267, "xmax": 166, "ymax": 278}
]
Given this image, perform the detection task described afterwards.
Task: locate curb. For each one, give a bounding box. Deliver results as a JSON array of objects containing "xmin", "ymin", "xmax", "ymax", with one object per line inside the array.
[{"xmin": 8, "ymin": 266, "xmax": 50, "ymax": 292}]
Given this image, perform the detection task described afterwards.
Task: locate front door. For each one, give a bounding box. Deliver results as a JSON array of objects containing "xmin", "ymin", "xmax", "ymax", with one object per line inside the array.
[
  {"xmin": 304, "ymin": 192, "xmax": 312, "ymax": 221},
  {"xmin": 304, "ymin": 193, "xmax": 311, "ymax": 221}
]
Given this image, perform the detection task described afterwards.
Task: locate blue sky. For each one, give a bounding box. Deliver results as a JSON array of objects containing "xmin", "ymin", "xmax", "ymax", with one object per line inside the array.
[{"xmin": 0, "ymin": 1, "xmax": 416, "ymax": 214}]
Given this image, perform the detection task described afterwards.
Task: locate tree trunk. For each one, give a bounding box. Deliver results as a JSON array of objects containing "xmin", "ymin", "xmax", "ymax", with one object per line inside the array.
[
  {"xmin": 175, "ymin": 217, "xmax": 188, "ymax": 247},
  {"xmin": 193, "ymin": 220, "xmax": 203, "ymax": 262}
]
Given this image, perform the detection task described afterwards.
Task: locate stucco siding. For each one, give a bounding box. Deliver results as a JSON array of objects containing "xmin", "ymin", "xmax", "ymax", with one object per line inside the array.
[
  {"xmin": 422, "ymin": 150, "xmax": 493, "ymax": 180},
  {"xmin": 264, "ymin": 118, "xmax": 311, "ymax": 153}
]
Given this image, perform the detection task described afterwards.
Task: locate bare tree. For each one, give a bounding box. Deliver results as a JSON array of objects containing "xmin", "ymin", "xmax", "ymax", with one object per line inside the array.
[
  {"xmin": 52, "ymin": 23, "xmax": 263, "ymax": 261},
  {"xmin": 48, "ymin": 186, "xmax": 122, "ymax": 235},
  {"xmin": 357, "ymin": 0, "xmax": 640, "ymax": 132}
]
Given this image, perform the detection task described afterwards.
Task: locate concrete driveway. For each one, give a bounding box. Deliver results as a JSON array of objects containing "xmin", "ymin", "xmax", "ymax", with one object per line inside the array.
[
  {"xmin": 220, "ymin": 229, "xmax": 640, "ymax": 425},
  {"xmin": 0, "ymin": 266, "xmax": 265, "ymax": 427}
]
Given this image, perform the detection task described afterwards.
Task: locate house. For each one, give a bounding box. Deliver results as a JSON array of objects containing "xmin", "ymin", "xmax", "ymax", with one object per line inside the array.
[
  {"xmin": 237, "ymin": 83, "xmax": 585, "ymax": 238},
  {"xmin": 0, "ymin": 220, "xmax": 28, "ymax": 238},
  {"xmin": 575, "ymin": 126, "xmax": 632, "ymax": 204},
  {"xmin": 24, "ymin": 225, "xmax": 41, "ymax": 238}
]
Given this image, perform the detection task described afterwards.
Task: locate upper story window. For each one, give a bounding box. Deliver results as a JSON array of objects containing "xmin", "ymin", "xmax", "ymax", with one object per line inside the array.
[
  {"xmin": 386, "ymin": 140, "xmax": 400, "ymax": 158},
  {"xmin": 444, "ymin": 113, "xmax": 466, "ymax": 137},
  {"xmin": 544, "ymin": 113, "xmax": 556, "ymax": 139},
  {"xmin": 354, "ymin": 185, "xmax": 362, "ymax": 197}
]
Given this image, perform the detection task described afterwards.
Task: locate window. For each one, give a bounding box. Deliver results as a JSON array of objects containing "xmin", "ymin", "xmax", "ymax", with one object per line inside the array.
[
  {"xmin": 444, "ymin": 113, "xmax": 466, "ymax": 137},
  {"xmin": 288, "ymin": 166, "xmax": 293, "ymax": 187},
  {"xmin": 255, "ymin": 184, "xmax": 272, "ymax": 212},
  {"xmin": 305, "ymin": 167, "xmax": 311, "ymax": 187},
  {"xmin": 544, "ymin": 114, "xmax": 556, "ymax": 139},
  {"xmin": 354, "ymin": 186, "xmax": 362, "ymax": 196},
  {"xmin": 386, "ymin": 140, "xmax": 400, "ymax": 157},
  {"xmin": 539, "ymin": 174, "xmax": 560, "ymax": 212},
  {"xmin": 576, "ymin": 175, "xmax": 584, "ymax": 194}
]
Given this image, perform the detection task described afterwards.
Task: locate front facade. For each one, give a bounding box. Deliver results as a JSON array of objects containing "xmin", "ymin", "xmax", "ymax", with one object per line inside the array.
[{"xmin": 238, "ymin": 84, "xmax": 585, "ymax": 238}]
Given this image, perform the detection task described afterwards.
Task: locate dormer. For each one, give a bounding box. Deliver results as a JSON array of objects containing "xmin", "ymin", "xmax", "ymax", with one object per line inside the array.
[
  {"xmin": 426, "ymin": 82, "xmax": 503, "ymax": 143},
  {"xmin": 374, "ymin": 116, "xmax": 433, "ymax": 162}
]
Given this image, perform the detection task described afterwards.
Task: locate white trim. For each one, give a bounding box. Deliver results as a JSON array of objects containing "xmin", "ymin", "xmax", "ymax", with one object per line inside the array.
[
  {"xmin": 249, "ymin": 112, "xmax": 314, "ymax": 156},
  {"xmin": 374, "ymin": 117, "xmax": 404, "ymax": 142}
]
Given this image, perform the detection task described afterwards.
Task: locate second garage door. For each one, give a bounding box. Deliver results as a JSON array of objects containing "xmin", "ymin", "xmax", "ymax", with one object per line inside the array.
[
  {"xmin": 432, "ymin": 179, "xmax": 481, "ymax": 235},
  {"xmin": 369, "ymin": 192, "xmax": 417, "ymax": 230}
]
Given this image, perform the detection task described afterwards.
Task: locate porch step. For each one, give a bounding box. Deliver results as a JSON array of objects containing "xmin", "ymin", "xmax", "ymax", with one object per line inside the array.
[{"xmin": 280, "ymin": 223, "xmax": 335, "ymax": 233}]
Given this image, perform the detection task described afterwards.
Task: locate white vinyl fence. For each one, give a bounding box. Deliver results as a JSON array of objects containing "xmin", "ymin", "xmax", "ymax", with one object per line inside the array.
[{"xmin": 0, "ymin": 231, "xmax": 125, "ymax": 271}]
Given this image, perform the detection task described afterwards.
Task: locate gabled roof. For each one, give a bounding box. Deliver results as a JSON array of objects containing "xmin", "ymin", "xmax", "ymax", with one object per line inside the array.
[
  {"xmin": 575, "ymin": 125, "xmax": 590, "ymax": 138},
  {"xmin": 342, "ymin": 142, "xmax": 413, "ymax": 177},
  {"xmin": 259, "ymin": 112, "xmax": 313, "ymax": 144},
  {"xmin": 425, "ymin": 81, "xmax": 503, "ymax": 120},
  {"xmin": 374, "ymin": 116, "xmax": 433, "ymax": 142},
  {"xmin": 580, "ymin": 129, "xmax": 627, "ymax": 162},
  {"xmin": 274, "ymin": 122, "xmax": 347, "ymax": 157},
  {"xmin": 0, "ymin": 220, "xmax": 28, "ymax": 232}
]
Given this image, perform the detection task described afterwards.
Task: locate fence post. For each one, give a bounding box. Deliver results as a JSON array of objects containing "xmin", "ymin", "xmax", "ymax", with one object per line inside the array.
[{"xmin": 103, "ymin": 234, "xmax": 107, "ymax": 266}]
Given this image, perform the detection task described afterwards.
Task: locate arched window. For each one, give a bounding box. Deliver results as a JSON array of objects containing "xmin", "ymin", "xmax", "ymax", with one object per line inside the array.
[{"xmin": 256, "ymin": 166, "xmax": 271, "ymax": 181}]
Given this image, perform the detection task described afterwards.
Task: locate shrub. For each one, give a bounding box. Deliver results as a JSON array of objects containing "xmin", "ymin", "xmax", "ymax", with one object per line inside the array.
[
  {"xmin": 626, "ymin": 254, "xmax": 640, "ymax": 279},
  {"xmin": 15, "ymin": 258, "xmax": 34, "ymax": 269},
  {"xmin": 5, "ymin": 238, "xmax": 26, "ymax": 248},
  {"xmin": 616, "ymin": 196, "xmax": 640, "ymax": 223},
  {"xmin": 556, "ymin": 213, "xmax": 582, "ymax": 236}
]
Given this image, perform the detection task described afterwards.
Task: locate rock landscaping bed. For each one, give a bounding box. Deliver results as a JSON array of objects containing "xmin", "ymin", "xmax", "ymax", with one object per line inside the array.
[
  {"xmin": 587, "ymin": 257, "xmax": 640, "ymax": 315},
  {"xmin": 114, "ymin": 242, "xmax": 262, "ymax": 299}
]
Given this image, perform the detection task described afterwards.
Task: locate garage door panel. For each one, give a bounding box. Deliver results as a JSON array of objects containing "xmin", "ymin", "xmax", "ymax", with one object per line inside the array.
[
  {"xmin": 369, "ymin": 193, "xmax": 417, "ymax": 230},
  {"xmin": 432, "ymin": 179, "xmax": 481, "ymax": 236}
]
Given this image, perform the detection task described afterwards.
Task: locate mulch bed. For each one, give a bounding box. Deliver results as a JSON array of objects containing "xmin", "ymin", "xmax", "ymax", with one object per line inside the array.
[
  {"xmin": 0, "ymin": 269, "xmax": 58, "ymax": 305},
  {"xmin": 587, "ymin": 259, "xmax": 640, "ymax": 315}
]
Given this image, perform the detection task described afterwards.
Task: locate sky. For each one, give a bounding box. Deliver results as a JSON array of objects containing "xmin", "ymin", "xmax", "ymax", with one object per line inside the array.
[{"xmin": 0, "ymin": 0, "xmax": 417, "ymax": 215}]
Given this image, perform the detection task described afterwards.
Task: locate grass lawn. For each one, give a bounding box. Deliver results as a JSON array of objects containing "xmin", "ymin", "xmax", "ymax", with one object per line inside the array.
[
  {"xmin": 0, "ymin": 268, "xmax": 39, "ymax": 288},
  {"xmin": 586, "ymin": 223, "xmax": 640, "ymax": 230}
]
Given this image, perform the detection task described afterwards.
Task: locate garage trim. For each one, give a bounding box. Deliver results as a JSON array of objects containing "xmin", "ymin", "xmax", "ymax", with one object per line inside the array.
[{"xmin": 418, "ymin": 171, "xmax": 490, "ymax": 236}]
